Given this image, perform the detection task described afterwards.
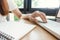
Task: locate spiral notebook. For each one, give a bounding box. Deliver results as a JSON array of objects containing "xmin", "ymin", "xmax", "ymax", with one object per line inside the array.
[
  {"xmin": 0, "ymin": 19, "xmax": 35, "ymax": 40},
  {"xmin": 0, "ymin": 31, "xmax": 14, "ymax": 40}
]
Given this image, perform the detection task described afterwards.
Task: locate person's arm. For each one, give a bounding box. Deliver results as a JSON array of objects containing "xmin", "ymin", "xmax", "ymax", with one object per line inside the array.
[
  {"xmin": 7, "ymin": 0, "xmax": 22, "ymax": 19},
  {"xmin": 12, "ymin": 8, "xmax": 22, "ymax": 19}
]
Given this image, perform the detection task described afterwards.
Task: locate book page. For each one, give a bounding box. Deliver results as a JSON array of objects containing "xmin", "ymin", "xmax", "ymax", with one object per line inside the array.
[{"xmin": 0, "ymin": 19, "xmax": 36, "ymax": 40}]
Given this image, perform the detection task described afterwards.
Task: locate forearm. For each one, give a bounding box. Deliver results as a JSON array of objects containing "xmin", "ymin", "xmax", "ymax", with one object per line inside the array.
[{"xmin": 12, "ymin": 8, "xmax": 22, "ymax": 19}]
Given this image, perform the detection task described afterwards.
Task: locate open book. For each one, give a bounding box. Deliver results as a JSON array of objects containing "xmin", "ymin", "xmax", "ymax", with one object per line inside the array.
[{"xmin": 0, "ymin": 19, "xmax": 35, "ymax": 40}]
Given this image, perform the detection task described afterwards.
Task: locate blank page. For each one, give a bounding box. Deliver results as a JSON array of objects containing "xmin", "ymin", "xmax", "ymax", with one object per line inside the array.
[{"xmin": 0, "ymin": 19, "xmax": 36, "ymax": 40}]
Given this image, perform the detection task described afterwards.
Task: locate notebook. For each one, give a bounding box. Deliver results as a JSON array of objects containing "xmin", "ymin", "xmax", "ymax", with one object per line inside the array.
[{"xmin": 0, "ymin": 19, "xmax": 35, "ymax": 40}]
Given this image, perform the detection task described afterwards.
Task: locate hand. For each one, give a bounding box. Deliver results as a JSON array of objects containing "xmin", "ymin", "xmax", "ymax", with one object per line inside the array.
[
  {"xmin": 22, "ymin": 14, "xmax": 39, "ymax": 24},
  {"xmin": 31, "ymin": 11, "xmax": 47, "ymax": 23},
  {"xmin": 22, "ymin": 11, "xmax": 47, "ymax": 24}
]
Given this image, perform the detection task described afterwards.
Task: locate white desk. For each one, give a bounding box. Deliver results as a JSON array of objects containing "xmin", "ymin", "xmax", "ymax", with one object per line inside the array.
[{"xmin": 0, "ymin": 19, "xmax": 36, "ymax": 40}]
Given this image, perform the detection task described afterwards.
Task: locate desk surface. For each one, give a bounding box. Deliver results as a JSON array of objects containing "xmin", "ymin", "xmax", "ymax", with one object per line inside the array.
[
  {"xmin": 19, "ymin": 19, "xmax": 57, "ymax": 40},
  {"xmin": 0, "ymin": 19, "xmax": 58, "ymax": 40},
  {"xmin": 21, "ymin": 26, "xmax": 57, "ymax": 40}
]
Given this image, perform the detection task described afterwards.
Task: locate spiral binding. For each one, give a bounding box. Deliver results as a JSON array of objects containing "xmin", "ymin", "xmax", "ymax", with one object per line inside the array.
[{"xmin": 0, "ymin": 31, "xmax": 15, "ymax": 40}]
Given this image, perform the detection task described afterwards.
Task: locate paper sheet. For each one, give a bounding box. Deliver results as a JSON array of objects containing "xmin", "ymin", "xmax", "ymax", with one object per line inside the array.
[{"xmin": 0, "ymin": 19, "xmax": 36, "ymax": 40}]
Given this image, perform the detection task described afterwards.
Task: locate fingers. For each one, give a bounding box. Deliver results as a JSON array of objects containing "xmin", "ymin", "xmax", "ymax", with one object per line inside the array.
[
  {"xmin": 31, "ymin": 11, "xmax": 40, "ymax": 18},
  {"xmin": 40, "ymin": 13, "xmax": 47, "ymax": 23},
  {"xmin": 31, "ymin": 11, "xmax": 47, "ymax": 23},
  {"xmin": 38, "ymin": 13, "xmax": 47, "ymax": 23}
]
